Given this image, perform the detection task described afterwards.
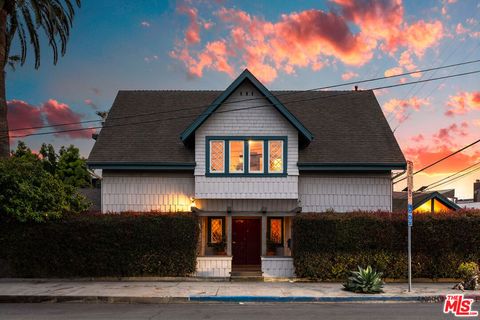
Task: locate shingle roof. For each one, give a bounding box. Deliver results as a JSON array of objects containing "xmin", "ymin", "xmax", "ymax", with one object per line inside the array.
[{"xmin": 88, "ymin": 87, "xmax": 406, "ymax": 168}]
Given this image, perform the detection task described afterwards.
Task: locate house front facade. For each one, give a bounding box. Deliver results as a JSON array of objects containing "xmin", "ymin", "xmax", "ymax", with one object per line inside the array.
[{"xmin": 88, "ymin": 70, "xmax": 406, "ymax": 278}]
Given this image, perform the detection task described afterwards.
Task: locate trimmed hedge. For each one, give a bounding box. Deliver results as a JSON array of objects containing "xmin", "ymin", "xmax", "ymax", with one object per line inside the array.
[
  {"xmin": 293, "ymin": 211, "xmax": 480, "ymax": 280},
  {"xmin": 0, "ymin": 212, "xmax": 199, "ymax": 277}
]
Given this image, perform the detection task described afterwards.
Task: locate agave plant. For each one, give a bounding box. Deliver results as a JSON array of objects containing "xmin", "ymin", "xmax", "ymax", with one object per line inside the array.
[{"xmin": 343, "ymin": 265, "xmax": 384, "ymax": 294}]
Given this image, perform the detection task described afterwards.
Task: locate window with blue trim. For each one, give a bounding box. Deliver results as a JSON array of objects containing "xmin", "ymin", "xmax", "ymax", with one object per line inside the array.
[{"xmin": 206, "ymin": 137, "xmax": 287, "ymax": 176}]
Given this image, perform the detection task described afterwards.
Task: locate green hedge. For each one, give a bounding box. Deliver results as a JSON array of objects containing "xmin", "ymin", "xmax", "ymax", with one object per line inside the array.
[
  {"xmin": 0, "ymin": 212, "xmax": 199, "ymax": 277},
  {"xmin": 293, "ymin": 211, "xmax": 480, "ymax": 280}
]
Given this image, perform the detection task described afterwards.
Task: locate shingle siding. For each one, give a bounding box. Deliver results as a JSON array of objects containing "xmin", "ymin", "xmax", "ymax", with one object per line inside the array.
[
  {"xmin": 101, "ymin": 171, "xmax": 194, "ymax": 212},
  {"xmin": 299, "ymin": 172, "xmax": 392, "ymax": 212},
  {"xmin": 195, "ymin": 82, "xmax": 299, "ymax": 199}
]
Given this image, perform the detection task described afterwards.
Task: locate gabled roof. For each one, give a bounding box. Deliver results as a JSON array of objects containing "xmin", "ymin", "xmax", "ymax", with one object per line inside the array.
[
  {"xmin": 392, "ymin": 191, "xmax": 461, "ymax": 212},
  {"xmin": 180, "ymin": 69, "xmax": 314, "ymax": 144},
  {"xmin": 88, "ymin": 71, "xmax": 406, "ymax": 170}
]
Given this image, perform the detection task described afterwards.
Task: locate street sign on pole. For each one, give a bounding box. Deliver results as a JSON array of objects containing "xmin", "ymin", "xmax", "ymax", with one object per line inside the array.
[{"xmin": 407, "ymin": 160, "xmax": 413, "ymax": 292}]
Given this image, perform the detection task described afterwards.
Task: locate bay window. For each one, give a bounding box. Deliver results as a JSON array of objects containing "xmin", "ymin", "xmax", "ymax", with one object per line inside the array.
[{"xmin": 206, "ymin": 136, "xmax": 286, "ymax": 176}]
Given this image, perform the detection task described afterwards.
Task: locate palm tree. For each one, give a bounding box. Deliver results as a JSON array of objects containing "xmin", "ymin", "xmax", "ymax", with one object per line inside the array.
[{"xmin": 0, "ymin": 0, "xmax": 81, "ymax": 157}]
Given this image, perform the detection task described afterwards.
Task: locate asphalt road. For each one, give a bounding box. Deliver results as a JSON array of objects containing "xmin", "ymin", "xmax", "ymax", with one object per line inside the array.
[{"xmin": 0, "ymin": 303, "xmax": 460, "ymax": 320}]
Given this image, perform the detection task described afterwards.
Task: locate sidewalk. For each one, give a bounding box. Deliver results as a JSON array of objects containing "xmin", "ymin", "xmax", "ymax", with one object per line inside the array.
[{"xmin": 0, "ymin": 280, "xmax": 478, "ymax": 303}]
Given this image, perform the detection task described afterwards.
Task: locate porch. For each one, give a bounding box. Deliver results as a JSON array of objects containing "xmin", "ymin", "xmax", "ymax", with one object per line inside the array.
[{"xmin": 194, "ymin": 213, "xmax": 296, "ymax": 279}]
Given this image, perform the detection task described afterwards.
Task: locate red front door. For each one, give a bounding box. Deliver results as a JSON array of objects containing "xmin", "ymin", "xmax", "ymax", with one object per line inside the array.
[{"xmin": 232, "ymin": 218, "xmax": 261, "ymax": 266}]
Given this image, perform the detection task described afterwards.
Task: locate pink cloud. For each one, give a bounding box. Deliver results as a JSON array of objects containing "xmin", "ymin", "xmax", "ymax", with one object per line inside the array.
[
  {"xmin": 383, "ymin": 96, "xmax": 430, "ymax": 123},
  {"xmin": 432, "ymin": 122, "xmax": 469, "ymax": 146},
  {"xmin": 398, "ymin": 51, "xmax": 416, "ymax": 71},
  {"xmin": 333, "ymin": 0, "xmax": 443, "ymax": 56},
  {"xmin": 341, "ymin": 71, "xmax": 359, "ymax": 80},
  {"xmin": 411, "ymin": 134, "xmax": 424, "ymax": 143},
  {"xmin": 404, "ymin": 144, "xmax": 480, "ymax": 174},
  {"xmin": 172, "ymin": 1, "xmax": 444, "ymax": 82},
  {"xmin": 84, "ymin": 99, "xmax": 98, "ymax": 109},
  {"xmin": 445, "ymin": 91, "xmax": 480, "ymax": 116},
  {"xmin": 177, "ymin": 5, "xmax": 201, "ymax": 45},
  {"xmin": 7, "ymin": 100, "xmax": 44, "ymax": 137},
  {"xmin": 41, "ymin": 99, "xmax": 95, "ymax": 139},
  {"xmin": 455, "ymin": 23, "xmax": 468, "ymax": 34},
  {"xmin": 384, "ymin": 66, "xmax": 403, "ymax": 77},
  {"xmin": 140, "ymin": 21, "xmax": 150, "ymax": 28}
]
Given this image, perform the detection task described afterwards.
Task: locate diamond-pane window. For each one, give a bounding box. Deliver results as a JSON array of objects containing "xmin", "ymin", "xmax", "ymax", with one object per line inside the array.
[
  {"xmin": 269, "ymin": 218, "xmax": 283, "ymax": 244},
  {"xmin": 210, "ymin": 140, "xmax": 224, "ymax": 173},
  {"xmin": 269, "ymin": 140, "xmax": 283, "ymax": 173},
  {"xmin": 210, "ymin": 218, "xmax": 223, "ymax": 243}
]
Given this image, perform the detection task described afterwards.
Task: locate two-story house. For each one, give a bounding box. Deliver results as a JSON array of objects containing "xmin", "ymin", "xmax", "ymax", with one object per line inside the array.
[{"xmin": 88, "ymin": 69, "xmax": 406, "ymax": 278}]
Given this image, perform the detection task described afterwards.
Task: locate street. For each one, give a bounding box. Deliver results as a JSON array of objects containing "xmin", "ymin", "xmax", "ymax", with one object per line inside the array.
[{"xmin": 0, "ymin": 303, "xmax": 458, "ymax": 320}]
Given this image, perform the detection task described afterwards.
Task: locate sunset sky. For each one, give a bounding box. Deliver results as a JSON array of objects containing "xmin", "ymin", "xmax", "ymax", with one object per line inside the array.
[{"xmin": 7, "ymin": 0, "xmax": 480, "ymax": 198}]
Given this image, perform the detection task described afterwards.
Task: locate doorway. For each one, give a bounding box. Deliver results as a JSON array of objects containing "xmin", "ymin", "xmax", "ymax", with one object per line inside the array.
[{"xmin": 232, "ymin": 218, "xmax": 261, "ymax": 266}]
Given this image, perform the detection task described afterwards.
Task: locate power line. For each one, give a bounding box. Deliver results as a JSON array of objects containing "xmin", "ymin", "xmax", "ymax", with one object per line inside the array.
[
  {"xmin": 11, "ymin": 68, "xmax": 480, "ymax": 139},
  {"xmin": 425, "ymin": 166, "xmax": 480, "ymax": 191},
  {"xmin": 422, "ymin": 161, "xmax": 480, "ymax": 191},
  {"xmin": 391, "ymin": 40, "xmax": 480, "ymax": 133},
  {"xmin": 6, "ymin": 58, "xmax": 480, "ymax": 134},
  {"xmin": 393, "ymin": 137, "xmax": 480, "ymax": 184}
]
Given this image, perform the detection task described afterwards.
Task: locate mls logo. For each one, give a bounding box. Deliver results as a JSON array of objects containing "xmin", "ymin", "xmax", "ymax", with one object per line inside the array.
[{"xmin": 443, "ymin": 294, "xmax": 478, "ymax": 317}]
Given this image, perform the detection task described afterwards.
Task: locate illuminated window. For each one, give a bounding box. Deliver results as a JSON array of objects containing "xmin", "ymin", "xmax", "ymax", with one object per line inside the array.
[
  {"xmin": 209, "ymin": 140, "xmax": 224, "ymax": 173},
  {"xmin": 229, "ymin": 141, "xmax": 244, "ymax": 173},
  {"xmin": 206, "ymin": 137, "xmax": 286, "ymax": 175},
  {"xmin": 413, "ymin": 200, "xmax": 432, "ymax": 213},
  {"xmin": 433, "ymin": 199, "xmax": 451, "ymax": 212},
  {"xmin": 249, "ymin": 140, "xmax": 264, "ymax": 173},
  {"xmin": 208, "ymin": 217, "xmax": 225, "ymax": 244},
  {"xmin": 268, "ymin": 140, "xmax": 283, "ymax": 173},
  {"xmin": 268, "ymin": 217, "xmax": 283, "ymax": 244}
]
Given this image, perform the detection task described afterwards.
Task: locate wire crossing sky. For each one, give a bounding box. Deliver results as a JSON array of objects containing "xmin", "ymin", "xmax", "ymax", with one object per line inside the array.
[{"xmin": 6, "ymin": 0, "xmax": 480, "ymax": 198}]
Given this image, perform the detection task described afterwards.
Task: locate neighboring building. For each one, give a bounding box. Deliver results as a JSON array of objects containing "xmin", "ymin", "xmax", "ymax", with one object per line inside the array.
[
  {"xmin": 88, "ymin": 69, "xmax": 406, "ymax": 278},
  {"xmin": 392, "ymin": 191, "xmax": 460, "ymax": 213},
  {"xmin": 456, "ymin": 180, "xmax": 480, "ymax": 209}
]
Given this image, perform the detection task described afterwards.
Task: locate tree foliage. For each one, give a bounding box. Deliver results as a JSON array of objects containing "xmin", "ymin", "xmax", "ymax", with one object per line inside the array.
[
  {"xmin": 0, "ymin": 156, "xmax": 89, "ymax": 222},
  {"xmin": 0, "ymin": 141, "xmax": 91, "ymax": 221},
  {"xmin": 11, "ymin": 141, "xmax": 91, "ymax": 187}
]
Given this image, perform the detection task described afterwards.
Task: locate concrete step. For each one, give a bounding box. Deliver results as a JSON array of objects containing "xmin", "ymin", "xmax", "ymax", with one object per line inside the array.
[
  {"xmin": 230, "ymin": 275, "xmax": 264, "ymax": 282},
  {"xmin": 230, "ymin": 271, "xmax": 263, "ymax": 277}
]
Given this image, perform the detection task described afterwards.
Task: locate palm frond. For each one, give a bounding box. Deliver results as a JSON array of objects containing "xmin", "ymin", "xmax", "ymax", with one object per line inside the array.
[{"xmin": 5, "ymin": 0, "xmax": 81, "ymax": 69}]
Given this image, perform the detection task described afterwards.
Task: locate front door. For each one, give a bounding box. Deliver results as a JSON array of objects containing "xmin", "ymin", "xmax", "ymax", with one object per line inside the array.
[{"xmin": 232, "ymin": 218, "xmax": 261, "ymax": 266}]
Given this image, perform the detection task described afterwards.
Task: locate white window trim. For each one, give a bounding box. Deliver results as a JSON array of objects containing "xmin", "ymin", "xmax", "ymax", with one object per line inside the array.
[
  {"xmin": 229, "ymin": 140, "xmax": 244, "ymax": 173},
  {"xmin": 209, "ymin": 140, "xmax": 225, "ymax": 173},
  {"xmin": 248, "ymin": 140, "xmax": 264, "ymax": 173},
  {"xmin": 268, "ymin": 140, "xmax": 284, "ymax": 174}
]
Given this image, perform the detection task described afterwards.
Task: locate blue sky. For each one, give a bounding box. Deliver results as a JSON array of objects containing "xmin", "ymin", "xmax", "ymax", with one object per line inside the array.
[{"xmin": 6, "ymin": 0, "xmax": 480, "ymax": 198}]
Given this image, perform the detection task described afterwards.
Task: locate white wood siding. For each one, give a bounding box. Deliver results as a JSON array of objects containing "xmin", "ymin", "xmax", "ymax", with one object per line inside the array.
[
  {"xmin": 195, "ymin": 199, "xmax": 298, "ymax": 212},
  {"xmin": 101, "ymin": 171, "xmax": 194, "ymax": 213},
  {"xmin": 261, "ymin": 257, "xmax": 295, "ymax": 278},
  {"xmin": 299, "ymin": 173, "xmax": 392, "ymax": 212},
  {"xmin": 195, "ymin": 81, "xmax": 299, "ymax": 199},
  {"xmin": 195, "ymin": 257, "xmax": 232, "ymax": 278}
]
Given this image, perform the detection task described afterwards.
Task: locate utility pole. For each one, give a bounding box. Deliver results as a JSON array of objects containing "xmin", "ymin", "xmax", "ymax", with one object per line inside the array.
[{"xmin": 407, "ymin": 160, "xmax": 413, "ymax": 292}]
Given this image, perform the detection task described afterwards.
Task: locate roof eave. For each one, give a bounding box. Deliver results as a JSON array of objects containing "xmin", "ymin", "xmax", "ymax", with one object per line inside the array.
[
  {"xmin": 297, "ymin": 162, "xmax": 407, "ymax": 171},
  {"xmin": 87, "ymin": 162, "xmax": 195, "ymax": 170}
]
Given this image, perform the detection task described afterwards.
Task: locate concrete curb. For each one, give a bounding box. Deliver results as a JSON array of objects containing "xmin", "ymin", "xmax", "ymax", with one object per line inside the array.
[
  {"xmin": 2, "ymin": 294, "xmax": 480, "ymax": 304},
  {"xmin": 188, "ymin": 295, "xmax": 446, "ymax": 303}
]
